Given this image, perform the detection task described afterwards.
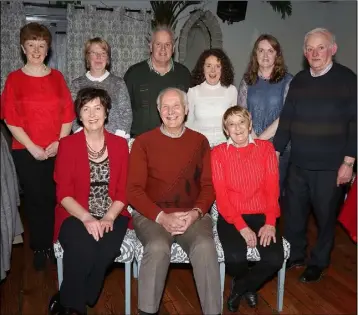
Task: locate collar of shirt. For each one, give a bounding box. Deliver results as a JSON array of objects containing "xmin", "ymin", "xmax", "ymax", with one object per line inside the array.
[
  {"xmin": 310, "ymin": 62, "xmax": 333, "ymax": 77},
  {"xmin": 147, "ymin": 58, "xmax": 174, "ymax": 76},
  {"xmin": 160, "ymin": 124, "xmax": 186, "ymax": 138},
  {"xmin": 227, "ymin": 134, "xmax": 257, "ymax": 149},
  {"xmin": 86, "ymin": 70, "xmax": 110, "ymax": 82}
]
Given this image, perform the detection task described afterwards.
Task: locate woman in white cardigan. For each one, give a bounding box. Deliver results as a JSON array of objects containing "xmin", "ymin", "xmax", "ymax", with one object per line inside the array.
[{"xmin": 186, "ymin": 48, "xmax": 237, "ymax": 146}]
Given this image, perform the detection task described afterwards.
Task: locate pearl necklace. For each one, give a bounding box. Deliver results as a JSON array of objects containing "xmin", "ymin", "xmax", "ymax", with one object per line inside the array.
[{"xmin": 24, "ymin": 63, "xmax": 49, "ymax": 76}]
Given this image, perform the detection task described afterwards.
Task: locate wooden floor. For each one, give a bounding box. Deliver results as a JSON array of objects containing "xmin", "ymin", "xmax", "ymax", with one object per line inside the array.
[{"xmin": 1, "ymin": 215, "xmax": 356, "ymax": 315}]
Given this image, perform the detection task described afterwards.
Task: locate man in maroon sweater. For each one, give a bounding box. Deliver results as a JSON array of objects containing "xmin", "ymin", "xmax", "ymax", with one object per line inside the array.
[{"xmin": 127, "ymin": 88, "xmax": 221, "ymax": 315}]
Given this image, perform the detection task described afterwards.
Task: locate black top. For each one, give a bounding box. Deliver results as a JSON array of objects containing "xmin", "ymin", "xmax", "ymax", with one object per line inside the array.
[
  {"xmin": 124, "ymin": 60, "xmax": 191, "ymax": 137},
  {"xmin": 273, "ymin": 63, "xmax": 357, "ymax": 170}
]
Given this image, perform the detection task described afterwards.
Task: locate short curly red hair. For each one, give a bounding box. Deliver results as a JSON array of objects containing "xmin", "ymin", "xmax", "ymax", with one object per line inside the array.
[{"xmin": 20, "ymin": 22, "xmax": 52, "ymax": 47}]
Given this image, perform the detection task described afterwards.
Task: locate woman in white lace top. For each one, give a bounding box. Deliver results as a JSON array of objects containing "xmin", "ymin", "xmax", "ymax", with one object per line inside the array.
[{"xmin": 186, "ymin": 49, "xmax": 237, "ymax": 146}]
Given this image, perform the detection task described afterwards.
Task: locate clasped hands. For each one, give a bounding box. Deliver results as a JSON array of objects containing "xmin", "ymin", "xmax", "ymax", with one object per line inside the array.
[
  {"xmin": 27, "ymin": 141, "xmax": 59, "ymax": 160},
  {"xmin": 240, "ymin": 224, "xmax": 276, "ymax": 248},
  {"xmin": 82, "ymin": 213, "xmax": 115, "ymax": 241},
  {"xmin": 157, "ymin": 210, "xmax": 199, "ymax": 236}
]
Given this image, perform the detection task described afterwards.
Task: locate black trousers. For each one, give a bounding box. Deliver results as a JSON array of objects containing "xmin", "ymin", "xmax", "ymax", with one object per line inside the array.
[
  {"xmin": 59, "ymin": 215, "xmax": 129, "ymax": 313},
  {"xmin": 12, "ymin": 149, "xmax": 56, "ymax": 251},
  {"xmin": 283, "ymin": 164, "xmax": 343, "ymax": 268},
  {"xmin": 217, "ymin": 214, "xmax": 284, "ymax": 294},
  {"xmin": 279, "ymin": 150, "xmax": 290, "ymax": 194}
]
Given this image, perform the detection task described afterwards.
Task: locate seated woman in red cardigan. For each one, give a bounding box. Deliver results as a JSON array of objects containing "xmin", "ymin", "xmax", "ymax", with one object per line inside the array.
[
  {"xmin": 49, "ymin": 88, "xmax": 130, "ymax": 315},
  {"xmin": 211, "ymin": 105, "xmax": 284, "ymax": 312}
]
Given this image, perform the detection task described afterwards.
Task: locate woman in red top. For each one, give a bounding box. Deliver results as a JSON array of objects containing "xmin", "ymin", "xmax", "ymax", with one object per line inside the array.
[
  {"xmin": 1, "ymin": 23, "xmax": 75, "ymax": 270},
  {"xmin": 49, "ymin": 88, "xmax": 130, "ymax": 315},
  {"xmin": 211, "ymin": 106, "xmax": 284, "ymax": 312}
]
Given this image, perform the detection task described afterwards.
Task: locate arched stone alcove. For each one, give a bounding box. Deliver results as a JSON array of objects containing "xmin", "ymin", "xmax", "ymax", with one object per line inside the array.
[{"xmin": 178, "ymin": 10, "xmax": 223, "ymax": 69}]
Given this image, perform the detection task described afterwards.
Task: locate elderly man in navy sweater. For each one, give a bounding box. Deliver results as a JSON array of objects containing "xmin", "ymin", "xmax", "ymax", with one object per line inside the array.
[{"xmin": 273, "ymin": 28, "xmax": 357, "ymax": 283}]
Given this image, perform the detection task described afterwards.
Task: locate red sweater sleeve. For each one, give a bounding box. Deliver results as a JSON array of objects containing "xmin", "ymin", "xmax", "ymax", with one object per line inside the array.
[
  {"xmin": 126, "ymin": 139, "xmax": 162, "ymax": 221},
  {"xmin": 211, "ymin": 147, "xmax": 247, "ymax": 230},
  {"xmin": 54, "ymin": 138, "xmax": 75, "ymax": 203},
  {"xmin": 1, "ymin": 73, "xmax": 23, "ymax": 127},
  {"xmin": 194, "ymin": 139, "xmax": 216, "ymax": 214},
  {"xmin": 114, "ymin": 138, "xmax": 129, "ymax": 205},
  {"xmin": 58, "ymin": 72, "xmax": 75, "ymax": 123},
  {"xmin": 263, "ymin": 142, "xmax": 280, "ymax": 225}
]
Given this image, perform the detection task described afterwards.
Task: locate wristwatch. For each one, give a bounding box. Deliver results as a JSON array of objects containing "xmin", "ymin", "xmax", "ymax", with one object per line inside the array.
[
  {"xmin": 343, "ymin": 160, "xmax": 354, "ymax": 168},
  {"xmin": 192, "ymin": 207, "xmax": 203, "ymax": 219}
]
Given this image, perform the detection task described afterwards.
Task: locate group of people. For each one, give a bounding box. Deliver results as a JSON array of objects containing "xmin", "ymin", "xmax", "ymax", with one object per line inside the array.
[{"xmin": 1, "ymin": 20, "xmax": 356, "ymax": 315}]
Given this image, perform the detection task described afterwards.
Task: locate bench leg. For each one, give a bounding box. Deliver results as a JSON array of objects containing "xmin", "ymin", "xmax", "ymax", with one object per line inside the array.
[
  {"xmin": 219, "ymin": 262, "xmax": 225, "ymax": 314},
  {"xmin": 57, "ymin": 257, "xmax": 63, "ymax": 289},
  {"xmin": 125, "ymin": 262, "xmax": 131, "ymax": 315},
  {"xmin": 277, "ymin": 260, "xmax": 286, "ymax": 312},
  {"xmin": 133, "ymin": 259, "xmax": 138, "ymax": 279}
]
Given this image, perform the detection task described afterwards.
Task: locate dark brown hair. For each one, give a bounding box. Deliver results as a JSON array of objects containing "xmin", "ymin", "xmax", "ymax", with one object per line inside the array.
[
  {"xmin": 75, "ymin": 88, "xmax": 112, "ymax": 126},
  {"xmin": 20, "ymin": 22, "xmax": 52, "ymax": 47},
  {"xmin": 191, "ymin": 48, "xmax": 234, "ymax": 87},
  {"xmin": 243, "ymin": 34, "xmax": 287, "ymax": 85}
]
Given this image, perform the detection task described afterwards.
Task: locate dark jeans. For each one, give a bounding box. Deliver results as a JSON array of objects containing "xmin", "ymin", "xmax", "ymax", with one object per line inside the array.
[
  {"xmin": 283, "ymin": 164, "xmax": 343, "ymax": 268},
  {"xmin": 217, "ymin": 214, "xmax": 284, "ymax": 293},
  {"xmin": 12, "ymin": 149, "xmax": 56, "ymax": 251},
  {"xmin": 58, "ymin": 215, "xmax": 129, "ymax": 313}
]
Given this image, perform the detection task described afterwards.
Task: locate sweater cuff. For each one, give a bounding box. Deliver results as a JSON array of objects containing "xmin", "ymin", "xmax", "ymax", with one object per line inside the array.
[
  {"xmin": 155, "ymin": 211, "xmax": 163, "ymax": 223},
  {"xmin": 234, "ymin": 215, "xmax": 247, "ymax": 231},
  {"xmin": 265, "ymin": 213, "xmax": 277, "ymax": 226},
  {"xmin": 194, "ymin": 202, "xmax": 211, "ymax": 215}
]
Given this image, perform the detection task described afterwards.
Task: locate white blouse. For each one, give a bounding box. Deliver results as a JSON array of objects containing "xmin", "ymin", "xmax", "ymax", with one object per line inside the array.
[{"xmin": 186, "ymin": 81, "xmax": 238, "ymax": 146}]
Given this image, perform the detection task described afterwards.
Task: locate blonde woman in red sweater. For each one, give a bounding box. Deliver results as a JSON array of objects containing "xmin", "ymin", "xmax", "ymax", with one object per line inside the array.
[{"xmin": 211, "ymin": 105, "xmax": 284, "ymax": 312}]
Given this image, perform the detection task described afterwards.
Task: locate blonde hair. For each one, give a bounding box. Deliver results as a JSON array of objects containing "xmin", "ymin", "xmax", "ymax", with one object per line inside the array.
[
  {"xmin": 222, "ymin": 105, "xmax": 251, "ymax": 132},
  {"xmin": 84, "ymin": 37, "xmax": 111, "ymax": 70}
]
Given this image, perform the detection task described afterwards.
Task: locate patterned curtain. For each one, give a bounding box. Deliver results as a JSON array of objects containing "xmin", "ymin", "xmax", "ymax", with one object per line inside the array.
[
  {"xmin": 0, "ymin": 2, "xmax": 26, "ymax": 92},
  {"xmin": 66, "ymin": 4, "xmax": 152, "ymax": 83}
]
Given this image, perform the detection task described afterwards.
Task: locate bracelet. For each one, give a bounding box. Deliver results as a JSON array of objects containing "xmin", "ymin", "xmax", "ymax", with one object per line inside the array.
[
  {"xmin": 343, "ymin": 160, "xmax": 354, "ymax": 168},
  {"xmin": 192, "ymin": 207, "xmax": 203, "ymax": 219}
]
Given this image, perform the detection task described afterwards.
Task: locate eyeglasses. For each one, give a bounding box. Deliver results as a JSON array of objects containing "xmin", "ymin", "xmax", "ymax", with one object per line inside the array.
[{"xmin": 88, "ymin": 51, "xmax": 108, "ymax": 58}]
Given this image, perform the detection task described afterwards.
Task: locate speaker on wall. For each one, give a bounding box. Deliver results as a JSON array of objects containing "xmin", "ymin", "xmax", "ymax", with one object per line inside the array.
[{"xmin": 216, "ymin": 1, "xmax": 248, "ymax": 24}]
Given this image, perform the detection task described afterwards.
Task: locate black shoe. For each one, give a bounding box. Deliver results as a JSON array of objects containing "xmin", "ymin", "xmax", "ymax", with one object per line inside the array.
[
  {"xmin": 286, "ymin": 259, "xmax": 305, "ymax": 270},
  {"xmin": 226, "ymin": 276, "xmax": 241, "ymax": 312},
  {"xmin": 227, "ymin": 290, "xmax": 244, "ymax": 312},
  {"xmin": 244, "ymin": 292, "xmax": 258, "ymax": 308},
  {"xmin": 49, "ymin": 292, "xmax": 63, "ymax": 315},
  {"xmin": 299, "ymin": 266, "xmax": 324, "ymax": 283},
  {"xmin": 33, "ymin": 250, "xmax": 47, "ymax": 271}
]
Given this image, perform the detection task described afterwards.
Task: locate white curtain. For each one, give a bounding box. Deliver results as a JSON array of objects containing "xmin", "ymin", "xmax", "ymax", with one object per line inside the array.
[
  {"xmin": 0, "ymin": 2, "xmax": 26, "ymax": 92},
  {"xmin": 66, "ymin": 4, "xmax": 152, "ymax": 83},
  {"xmin": 47, "ymin": 28, "xmax": 67, "ymax": 74}
]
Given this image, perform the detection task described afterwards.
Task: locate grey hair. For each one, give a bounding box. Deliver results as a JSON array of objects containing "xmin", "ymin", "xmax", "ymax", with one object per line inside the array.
[
  {"xmin": 303, "ymin": 27, "xmax": 336, "ymax": 50},
  {"xmin": 156, "ymin": 87, "xmax": 188, "ymax": 110},
  {"xmin": 150, "ymin": 25, "xmax": 175, "ymax": 45}
]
